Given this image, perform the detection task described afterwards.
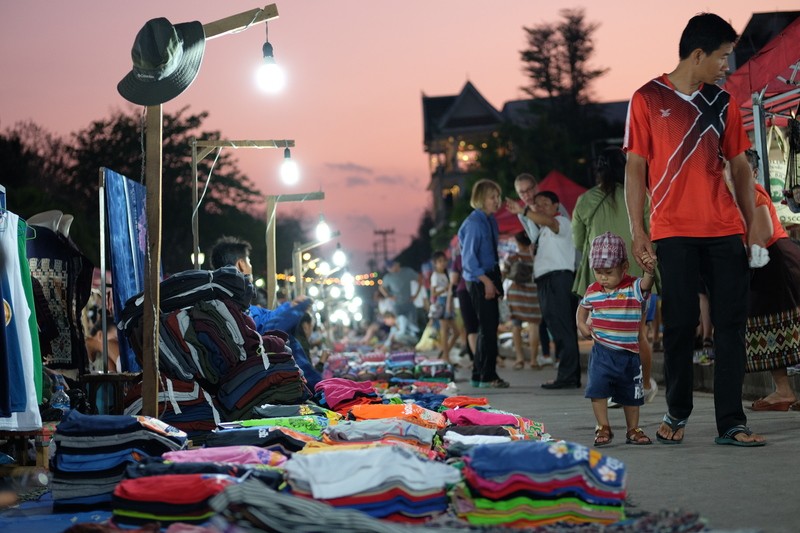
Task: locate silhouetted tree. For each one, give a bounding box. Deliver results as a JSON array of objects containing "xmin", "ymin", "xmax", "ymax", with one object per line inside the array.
[
  {"xmin": 2, "ymin": 109, "xmax": 308, "ymax": 275},
  {"xmin": 467, "ymin": 8, "xmax": 617, "ymax": 193},
  {"xmin": 521, "ymin": 8, "xmax": 608, "ymax": 108}
]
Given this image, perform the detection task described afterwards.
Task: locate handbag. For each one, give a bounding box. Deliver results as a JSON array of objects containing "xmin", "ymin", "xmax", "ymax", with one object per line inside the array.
[{"xmin": 428, "ymin": 302, "xmax": 444, "ymax": 319}]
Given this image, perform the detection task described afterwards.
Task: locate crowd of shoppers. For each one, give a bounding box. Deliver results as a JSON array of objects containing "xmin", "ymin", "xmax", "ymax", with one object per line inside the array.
[{"xmin": 369, "ymin": 12, "xmax": 783, "ymax": 450}]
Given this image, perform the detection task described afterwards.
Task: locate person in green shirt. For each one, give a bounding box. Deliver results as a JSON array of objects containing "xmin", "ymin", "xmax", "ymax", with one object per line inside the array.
[{"xmin": 572, "ymin": 147, "xmax": 657, "ymax": 404}]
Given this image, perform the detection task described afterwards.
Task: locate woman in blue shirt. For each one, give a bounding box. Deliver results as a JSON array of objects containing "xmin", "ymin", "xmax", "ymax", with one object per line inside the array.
[{"xmin": 457, "ymin": 179, "xmax": 509, "ymax": 388}]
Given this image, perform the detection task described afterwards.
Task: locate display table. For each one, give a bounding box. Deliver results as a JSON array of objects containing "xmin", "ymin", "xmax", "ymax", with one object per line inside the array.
[{"xmin": 80, "ymin": 372, "xmax": 142, "ymax": 415}]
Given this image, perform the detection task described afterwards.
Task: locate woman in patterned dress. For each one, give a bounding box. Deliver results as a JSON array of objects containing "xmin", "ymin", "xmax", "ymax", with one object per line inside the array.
[
  {"xmin": 744, "ymin": 149, "xmax": 800, "ymax": 411},
  {"xmin": 503, "ymin": 231, "xmax": 542, "ymax": 370}
]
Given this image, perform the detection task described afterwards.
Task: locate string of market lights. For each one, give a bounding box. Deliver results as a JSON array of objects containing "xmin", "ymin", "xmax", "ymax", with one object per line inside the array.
[{"xmin": 272, "ymin": 271, "xmax": 382, "ymax": 286}]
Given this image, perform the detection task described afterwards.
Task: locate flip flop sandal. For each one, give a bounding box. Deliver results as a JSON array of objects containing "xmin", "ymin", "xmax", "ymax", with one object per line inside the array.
[
  {"xmin": 656, "ymin": 413, "xmax": 687, "ymax": 444},
  {"xmin": 714, "ymin": 425, "xmax": 766, "ymax": 447},
  {"xmin": 594, "ymin": 425, "xmax": 613, "ymax": 447},
  {"xmin": 625, "ymin": 427, "xmax": 653, "ymax": 445},
  {"xmin": 512, "ymin": 360, "xmax": 525, "ymax": 370}
]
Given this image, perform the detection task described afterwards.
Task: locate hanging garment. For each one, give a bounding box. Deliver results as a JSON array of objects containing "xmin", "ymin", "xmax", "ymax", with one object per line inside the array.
[
  {"xmin": 27, "ymin": 225, "xmax": 93, "ymax": 370},
  {"xmin": 0, "ymin": 211, "xmax": 42, "ymax": 430}
]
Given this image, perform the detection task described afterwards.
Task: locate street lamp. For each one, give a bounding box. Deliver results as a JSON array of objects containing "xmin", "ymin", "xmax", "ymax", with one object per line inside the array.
[
  {"xmin": 315, "ymin": 214, "xmax": 331, "ymax": 242},
  {"xmin": 125, "ymin": 4, "xmax": 281, "ymax": 417},
  {"xmin": 190, "ymin": 251, "xmax": 205, "ymax": 267},
  {"xmin": 264, "ymin": 191, "xmax": 325, "ymax": 308},
  {"xmin": 256, "ymin": 21, "xmax": 286, "ymax": 93},
  {"xmin": 293, "ymin": 229, "xmax": 340, "ymax": 297},
  {"xmin": 190, "ymin": 138, "xmax": 297, "ymax": 270},
  {"xmin": 332, "ymin": 243, "xmax": 347, "ymax": 268},
  {"xmin": 280, "ymin": 146, "xmax": 299, "ymax": 184}
]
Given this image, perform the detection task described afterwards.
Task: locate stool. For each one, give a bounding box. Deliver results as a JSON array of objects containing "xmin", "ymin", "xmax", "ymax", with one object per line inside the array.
[
  {"xmin": 0, "ymin": 422, "xmax": 56, "ymax": 468},
  {"xmin": 80, "ymin": 372, "xmax": 142, "ymax": 415}
]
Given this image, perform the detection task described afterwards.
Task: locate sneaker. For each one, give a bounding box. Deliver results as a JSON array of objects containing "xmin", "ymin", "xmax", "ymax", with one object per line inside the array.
[
  {"xmin": 479, "ymin": 379, "xmax": 510, "ymax": 389},
  {"xmin": 607, "ymin": 397, "xmax": 622, "ymax": 408},
  {"xmin": 787, "ymin": 364, "xmax": 800, "ymax": 377},
  {"xmin": 693, "ymin": 351, "xmax": 713, "ymax": 366},
  {"xmin": 644, "ymin": 378, "xmax": 658, "ymax": 403},
  {"xmin": 537, "ymin": 355, "xmax": 555, "ymax": 367},
  {"xmin": 470, "ymin": 380, "xmax": 481, "ymax": 387}
]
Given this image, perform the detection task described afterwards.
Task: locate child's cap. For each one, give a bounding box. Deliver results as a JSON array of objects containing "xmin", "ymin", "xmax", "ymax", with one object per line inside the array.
[{"xmin": 589, "ymin": 232, "xmax": 627, "ymax": 269}]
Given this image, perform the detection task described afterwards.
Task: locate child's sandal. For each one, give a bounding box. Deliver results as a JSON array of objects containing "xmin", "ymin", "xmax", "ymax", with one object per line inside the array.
[
  {"xmin": 625, "ymin": 427, "xmax": 653, "ymax": 445},
  {"xmin": 594, "ymin": 425, "xmax": 613, "ymax": 447}
]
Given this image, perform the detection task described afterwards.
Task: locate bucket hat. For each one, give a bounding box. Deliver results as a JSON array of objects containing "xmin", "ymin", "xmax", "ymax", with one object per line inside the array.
[
  {"xmin": 117, "ymin": 17, "xmax": 205, "ymax": 106},
  {"xmin": 589, "ymin": 232, "xmax": 627, "ymax": 269}
]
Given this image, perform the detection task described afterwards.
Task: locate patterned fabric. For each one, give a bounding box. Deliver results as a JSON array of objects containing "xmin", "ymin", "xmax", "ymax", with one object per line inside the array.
[
  {"xmin": 27, "ymin": 226, "xmax": 93, "ymax": 370},
  {"xmin": 105, "ymin": 168, "xmax": 149, "ymax": 372},
  {"xmin": 745, "ymin": 308, "xmax": 800, "ymax": 372},
  {"xmin": 589, "ymin": 232, "xmax": 627, "ymax": 269},
  {"xmin": 746, "ymin": 234, "xmax": 800, "ymax": 373},
  {"xmin": 580, "ymin": 275, "xmax": 646, "ymax": 353}
]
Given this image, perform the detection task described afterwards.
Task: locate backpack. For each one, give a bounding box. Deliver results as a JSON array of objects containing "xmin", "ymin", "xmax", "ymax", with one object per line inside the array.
[{"xmin": 508, "ymin": 259, "xmax": 533, "ymax": 284}]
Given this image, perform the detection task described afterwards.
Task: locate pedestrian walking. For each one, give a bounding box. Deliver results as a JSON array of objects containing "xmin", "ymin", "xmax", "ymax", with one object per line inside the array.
[{"xmin": 624, "ymin": 13, "xmax": 765, "ymax": 446}]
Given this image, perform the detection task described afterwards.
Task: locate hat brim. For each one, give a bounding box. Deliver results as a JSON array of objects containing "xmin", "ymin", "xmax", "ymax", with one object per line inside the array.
[{"xmin": 117, "ymin": 20, "xmax": 205, "ymax": 106}]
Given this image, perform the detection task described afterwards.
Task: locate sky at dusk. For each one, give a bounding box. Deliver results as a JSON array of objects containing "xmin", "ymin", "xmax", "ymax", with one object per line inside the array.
[{"xmin": 1, "ymin": 0, "xmax": 796, "ymax": 272}]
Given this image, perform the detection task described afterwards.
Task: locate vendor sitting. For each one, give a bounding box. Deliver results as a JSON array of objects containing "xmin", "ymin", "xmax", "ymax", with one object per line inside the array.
[{"xmin": 210, "ymin": 236, "xmax": 322, "ymax": 388}]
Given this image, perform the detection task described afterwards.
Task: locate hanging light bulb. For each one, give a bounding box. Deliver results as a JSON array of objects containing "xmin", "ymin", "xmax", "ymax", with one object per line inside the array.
[
  {"xmin": 280, "ymin": 146, "xmax": 299, "ymax": 184},
  {"xmin": 315, "ymin": 215, "xmax": 331, "ymax": 242},
  {"xmin": 332, "ymin": 243, "xmax": 347, "ymax": 268},
  {"xmin": 256, "ymin": 22, "xmax": 286, "ymax": 93}
]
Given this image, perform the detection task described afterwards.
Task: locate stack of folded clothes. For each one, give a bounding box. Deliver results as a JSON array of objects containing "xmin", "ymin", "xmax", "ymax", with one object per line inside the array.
[
  {"xmin": 452, "ymin": 440, "xmax": 627, "ymax": 527},
  {"xmin": 203, "ymin": 424, "xmax": 315, "ymax": 457},
  {"xmin": 284, "ymin": 445, "xmax": 461, "ymax": 523},
  {"xmin": 113, "ymin": 445, "xmax": 291, "ymax": 526},
  {"xmin": 313, "ymin": 378, "xmax": 382, "ymax": 415},
  {"xmin": 119, "ymin": 268, "xmax": 310, "ymax": 434},
  {"xmin": 112, "ymin": 473, "xmax": 240, "ymax": 526},
  {"xmin": 123, "ymin": 378, "xmax": 221, "ymax": 441},
  {"xmin": 385, "ymin": 352, "xmax": 416, "ymax": 378},
  {"xmin": 49, "ymin": 411, "xmax": 187, "ymax": 510},
  {"xmin": 442, "ymin": 407, "xmax": 546, "ymax": 440},
  {"xmin": 321, "ymin": 418, "xmax": 439, "ymax": 457},
  {"xmin": 213, "ymin": 330, "xmax": 309, "ymax": 421}
]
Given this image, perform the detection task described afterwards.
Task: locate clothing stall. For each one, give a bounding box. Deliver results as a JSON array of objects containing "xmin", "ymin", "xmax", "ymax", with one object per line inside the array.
[
  {"xmin": 723, "ymin": 16, "xmax": 800, "ymax": 228},
  {"xmin": 0, "ymin": 185, "xmax": 46, "ymax": 465}
]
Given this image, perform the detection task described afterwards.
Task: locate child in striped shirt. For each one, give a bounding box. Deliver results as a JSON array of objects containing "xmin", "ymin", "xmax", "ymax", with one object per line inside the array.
[{"xmin": 577, "ymin": 232, "xmax": 655, "ymax": 447}]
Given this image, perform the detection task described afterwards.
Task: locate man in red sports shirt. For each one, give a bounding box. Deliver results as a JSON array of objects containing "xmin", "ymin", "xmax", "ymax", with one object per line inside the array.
[{"xmin": 624, "ymin": 13, "xmax": 765, "ymax": 447}]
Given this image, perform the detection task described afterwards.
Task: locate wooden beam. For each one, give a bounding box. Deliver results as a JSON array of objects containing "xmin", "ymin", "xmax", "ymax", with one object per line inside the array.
[
  {"xmin": 203, "ymin": 4, "xmax": 279, "ymax": 40},
  {"xmin": 265, "ymin": 191, "xmax": 324, "ymax": 305},
  {"xmin": 139, "ymin": 6, "xmax": 283, "ymax": 419},
  {"xmin": 197, "ymin": 140, "xmax": 294, "ymax": 160},
  {"xmin": 195, "ymin": 139, "xmax": 295, "ymax": 148},
  {"xmin": 141, "ymin": 105, "xmax": 163, "ymax": 418},
  {"xmin": 265, "ymin": 195, "xmax": 277, "ymax": 308}
]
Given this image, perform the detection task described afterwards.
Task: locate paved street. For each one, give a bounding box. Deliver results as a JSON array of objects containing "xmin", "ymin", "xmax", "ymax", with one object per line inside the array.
[{"xmin": 456, "ymin": 350, "xmax": 798, "ymax": 533}]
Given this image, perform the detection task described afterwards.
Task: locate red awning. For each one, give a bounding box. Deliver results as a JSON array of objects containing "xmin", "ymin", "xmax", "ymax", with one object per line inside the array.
[
  {"xmin": 724, "ymin": 17, "xmax": 800, "ymax": 128},
  {"xmin": 536, "ymin": 170, "xmax": 588, "ymax": 216},
  {"xmin": 495, "ymin": 203, "xmax": 524, "ymax": 236}
]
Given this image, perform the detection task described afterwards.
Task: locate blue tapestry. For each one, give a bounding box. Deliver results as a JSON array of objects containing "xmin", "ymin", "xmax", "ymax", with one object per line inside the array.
[{"xmin": 104, "ymin": 168, "xmax": 154, "ymax": 372}]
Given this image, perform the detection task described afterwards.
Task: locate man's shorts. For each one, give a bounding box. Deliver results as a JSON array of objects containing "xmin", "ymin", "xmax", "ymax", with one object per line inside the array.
[{"xmin": 584, "ymin": 342, "xmax": 644, "ymax": 406}]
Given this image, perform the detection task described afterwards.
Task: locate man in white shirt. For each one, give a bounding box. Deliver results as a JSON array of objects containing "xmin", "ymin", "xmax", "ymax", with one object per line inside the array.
[{"xmin": 507, "ymin": 175, "xmax": 581, "ymax": 389}]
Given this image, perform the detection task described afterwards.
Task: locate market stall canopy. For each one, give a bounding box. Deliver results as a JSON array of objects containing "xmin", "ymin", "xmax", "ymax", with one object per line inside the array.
[
  {"xmin": 724, "ymin": 16, "xmax": 800, "ymax": 130},
  {"xmin": 495, "ymin": 204, "xmax": 524, "ymax": 236},
  {"xmin": 536, "ymin": 170, "xmax": 588, "ymax": 216}
]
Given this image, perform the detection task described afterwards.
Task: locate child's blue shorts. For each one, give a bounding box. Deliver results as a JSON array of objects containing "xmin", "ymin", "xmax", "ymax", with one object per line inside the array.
[{"xmin": 584, "ymin": 342, "xmax": 644, "ymax": 406}]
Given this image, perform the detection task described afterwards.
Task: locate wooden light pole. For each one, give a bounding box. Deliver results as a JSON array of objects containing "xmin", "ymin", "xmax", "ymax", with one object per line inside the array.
[{"xmin": 140, "ymin": 4, "xmax": 279, "ymax": 417}]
